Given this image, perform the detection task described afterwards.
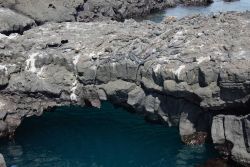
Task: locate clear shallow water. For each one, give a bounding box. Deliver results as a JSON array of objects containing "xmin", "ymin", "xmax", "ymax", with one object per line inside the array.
[
  {"xmin": 147, "ymin": 0, "xmax": 250, "ymax": 22},
  {"xmin": 0, "ymin": 102, "xmax": 217, "ymax": 167}
]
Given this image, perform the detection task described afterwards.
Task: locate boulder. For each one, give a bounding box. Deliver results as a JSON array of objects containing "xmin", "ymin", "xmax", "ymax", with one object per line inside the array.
[{"xmin": 0, "ymin": 8, "xmax": 35, "ymax": 35}]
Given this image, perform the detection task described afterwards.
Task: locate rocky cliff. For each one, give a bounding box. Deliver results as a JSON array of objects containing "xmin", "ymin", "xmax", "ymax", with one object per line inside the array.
[
  {"xmin": 0, "ymin": 0, "xmax": 214, "ymax": 35},
  {"xmin": 0, "ymin": 0, "xmax": 176, "ymax": 25},
  {"xmin": 0, "ymin": 3, "xmax": 249, "ymax": 166}
]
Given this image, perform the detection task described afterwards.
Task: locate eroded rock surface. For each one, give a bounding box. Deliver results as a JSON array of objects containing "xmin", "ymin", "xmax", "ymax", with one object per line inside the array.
[
  {"xmin": 0, "ymin": 154, "xmax": 6, "ymax": 167},
  {"xmin": 212, "ymin": 114, "xmax": 250, "ymax": 166},
  {"xmin": 0, "ymin": 8, "xmax": 36, "ymax": 35},
  {"xmin": 0, "ymin": 11, "xmax": 249, "ymax": 165},
  {"xmin": 0, "ymin": 0, "xmax": 176, "ymax": 24}
]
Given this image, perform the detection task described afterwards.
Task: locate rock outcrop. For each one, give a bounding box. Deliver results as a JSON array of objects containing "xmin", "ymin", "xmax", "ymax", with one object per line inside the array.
[
  {"xmin": 0, "ymin": 154, "xmax": 6, "ymax": 167},
  {"xmin": 0, "ymin": 8, "xmax": 36, "ymax": 35},
  {"xmin": 0, "ymin": 0, "xmax": 176, "ymax": 24},
  {"xmin": 212, "ymin": 114, "xmax": 250, "ymax": 166},
  {"xmin": 0, "ymin": 11, "xmax": 249, "ymax": 166},
  {"xmin": 179, "ymin": 0, "xmax": 213, "ymax": 6},
  {"xmin": 0, "ymin": 0, "xmax": 214, "ymax": 28}
]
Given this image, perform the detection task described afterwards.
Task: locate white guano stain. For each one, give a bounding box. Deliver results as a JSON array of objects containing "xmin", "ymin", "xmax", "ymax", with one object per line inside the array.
[
  {"xmin": 0, "ymin": 33, "xmax": 7, "ymax": 39},
  {"xmin": 175, "ymin": 31, "xmax": 183, "ymax": 36},
  {"xmin": 26, "ymin": 53, "xmax": 46, "ymax": 79},
  {"xmin": 26, "ymin": 53, "xmax": 40, "ymax": 73},
  {"xmin": 153, "ymin": 64, "xmax": 161, "ymax": 74},
  {"xmin": 8, "ymin": 33, "xmax": 19, "ymax": 39},
  {"xmin": 0, "ymin": 101, "xmax": 5, "ymax": 109},
  {"xmin": 239, "ymin": 50, "xmax": 246, "ymax": 56},
  {"xmin": 172, "ymin": 65, "xmax": 186, "ymax": 78},
  {"xmin": 111, "ymin": 62, "xmax": 116, "ymax": 69},
  {"xmin": 170, "ymin": 31, "xmax": 184, "ymax": 44},
  {"xmin": 158, "ymin": 57, "xmax": 170, "ymax": 63},
  {"xmin": 90, "ymin": 66, "xmax": 97, "ymax": 71},
  {"xmin": 197, "ymin": 56, "xmax": 211, "ymax": 64},
  {"xmin": 37, "ymin": 66, "xmax": 46, "ymax": 79},
  {"xmin": 0, "ymin": 33, "xmax": 19, "ymax": 40},
  {"xmin": 70, "ymin": 80, "xmax": 78, "ymax": 102},
  {"xmin": 0, "ymin": 65, "xmax": 8, "ymax": 75},
  {"xmin": 73, "ymin": 54, "xmax": 80, "ymax": 66}
]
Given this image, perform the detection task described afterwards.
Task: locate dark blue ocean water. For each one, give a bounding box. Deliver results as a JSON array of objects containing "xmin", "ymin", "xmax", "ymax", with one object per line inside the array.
[
  {"xmin": 146, "ymin": 0, "xmax": 250, "ymax": 22},
  {"xmin": 0, "ymin": 102, "xmax": 217, "ymax": 167}
]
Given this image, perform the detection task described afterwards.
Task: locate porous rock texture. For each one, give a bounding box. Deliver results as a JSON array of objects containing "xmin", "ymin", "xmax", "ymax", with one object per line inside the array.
[
  {"xmin": 0, "ymin": 0, "xmax": 176, "ymax": 24},
  {"xmin": 0, "ymin": 11, "xmax": 250, "ymax": 165},
  {"xmin": 212, "ymin": 115, "xmax": 250, "ymax": 166},
  {"xmin": 179, "ymin": 0, "xmax": 213, "ymax": 6},
  {"xmin": 0, "ymin": 0, "xmax": 213, "ymax": 28},
  {"xmin": 0, "ymin": 8, "xmax": 36, "ymax": 35}
]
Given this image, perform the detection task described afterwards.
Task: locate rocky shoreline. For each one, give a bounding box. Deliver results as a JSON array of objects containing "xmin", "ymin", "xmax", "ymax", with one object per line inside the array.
[
  {"xmin": 0, "ymin": 0, "xmax": 218, "ymax": 35},
  {"xmin": 0, "ymin": 0, "xmax": 176, "ymax": 30},
  {"xmin": 0, "ymin": 0, "xmax": 249, "ymax": 167}
]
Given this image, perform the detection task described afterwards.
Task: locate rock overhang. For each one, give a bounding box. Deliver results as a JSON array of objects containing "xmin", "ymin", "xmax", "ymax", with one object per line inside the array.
[{"xmin": 0, "ymin": 11, "xmax": 250, "ymax": 166}]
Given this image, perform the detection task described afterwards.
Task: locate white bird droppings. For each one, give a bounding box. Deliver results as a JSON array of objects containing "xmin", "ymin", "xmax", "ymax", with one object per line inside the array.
[
  {"xmin": 197, "ymin": 56, "xmax": 211, "ymax": 64},
  {"xmin": 174, "ymin": 65, "xmax": 186, "ymax": 78},
  {"xmin": 70, "ymin": 80, "xmax": 78, "ymax": 102}
]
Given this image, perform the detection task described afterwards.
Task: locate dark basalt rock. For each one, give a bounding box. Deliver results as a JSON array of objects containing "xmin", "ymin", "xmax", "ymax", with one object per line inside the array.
[
  {"xmin": 0, "ymin": 8, "xmax": 36, "ymax": 35},
  {"xmin": 212, "ymin": 114, "xmax": 250, "ymax": 166},
  {"xmin": 0, "ymin": 0, "xmax": 214, "ymax": 36},
  {"xmin": 198, "ymin": 158, "xmax": 242, "ymax": 167},
  {"xmin": 182, "ymin": 132, "xmax": 208, "ymax": 145},
  {"xmin": 180, "ymin": 0, "xmax": 213, "ymax": 6},
  {"xmin": 223, "ymin": 0, "xmax": 240, "ymax": 2},
  {"xmin": 0, "ymin": 0, "xmax": 176, "ymax": 24},
  {"xmin": 0, "ymin": 11, "xmax": 249, "ymax": 166}
]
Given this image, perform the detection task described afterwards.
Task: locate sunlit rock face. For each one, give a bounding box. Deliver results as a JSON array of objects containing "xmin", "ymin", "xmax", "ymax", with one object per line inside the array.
[
  {"xmin": 179, "ymin": 0, "xmax": 213, "ymax": 6},
  {"xmin": 0, "ymin": 0, "xmax": 176, "ymax": 24},
  {"xmin": 0, "ymin": 11, "xmax": 249, "ymax": 165},
  {"xmin": 0, "ymin": 8, "xmax": 36, "ymax": 35},
  {"xmin": 0, "ymin": 153, "xmax": 6, "ymax": 167}
]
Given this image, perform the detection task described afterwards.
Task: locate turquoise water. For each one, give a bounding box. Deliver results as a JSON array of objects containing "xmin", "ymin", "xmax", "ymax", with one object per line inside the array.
[
  {"xmin": 146, "ymin": 0, "xmax": 250, "ymax": 22},
  {"xmin": 0, "ymin": 102, "xmax": 217, "ymax": 167}
]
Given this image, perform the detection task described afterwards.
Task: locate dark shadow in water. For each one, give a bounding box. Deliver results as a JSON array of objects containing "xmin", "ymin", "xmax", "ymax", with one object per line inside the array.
[{"xmin": 0, "ymin": 102, "xmax": 218, "ymax": 167}]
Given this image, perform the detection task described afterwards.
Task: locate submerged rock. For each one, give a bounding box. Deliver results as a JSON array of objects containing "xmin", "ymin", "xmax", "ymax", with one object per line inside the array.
[
  {"xmin": 0, "ymin": 154, "xmax": 6, "ymax": 167},
  {"xmin": 182, "ymin": 132, "xmax": 208, "ymax": 145},
  {"xmin": 198, "ymin": 158, "xmax": 238, "ymax": 167}
]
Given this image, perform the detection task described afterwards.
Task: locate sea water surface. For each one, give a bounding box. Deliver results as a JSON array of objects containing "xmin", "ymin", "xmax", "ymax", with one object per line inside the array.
[
  {"xmin": 0, "ymin": 102, "xmax": 217, "ymax": 167},
  {"xmin": 146, "ymin": 0, "xmax": 250, "ymax": 22}
]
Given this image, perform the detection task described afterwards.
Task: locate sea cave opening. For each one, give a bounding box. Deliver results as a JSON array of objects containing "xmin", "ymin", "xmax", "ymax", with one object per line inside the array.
[{"xmin": 0, "ymin": 102, "xmax": 218, "ymax": 167}]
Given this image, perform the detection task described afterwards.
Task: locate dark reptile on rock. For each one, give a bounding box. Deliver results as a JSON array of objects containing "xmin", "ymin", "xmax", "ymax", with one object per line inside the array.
[{"xmin": 0, "ymin": 0, "xmax": 249, "ymax": 167}]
